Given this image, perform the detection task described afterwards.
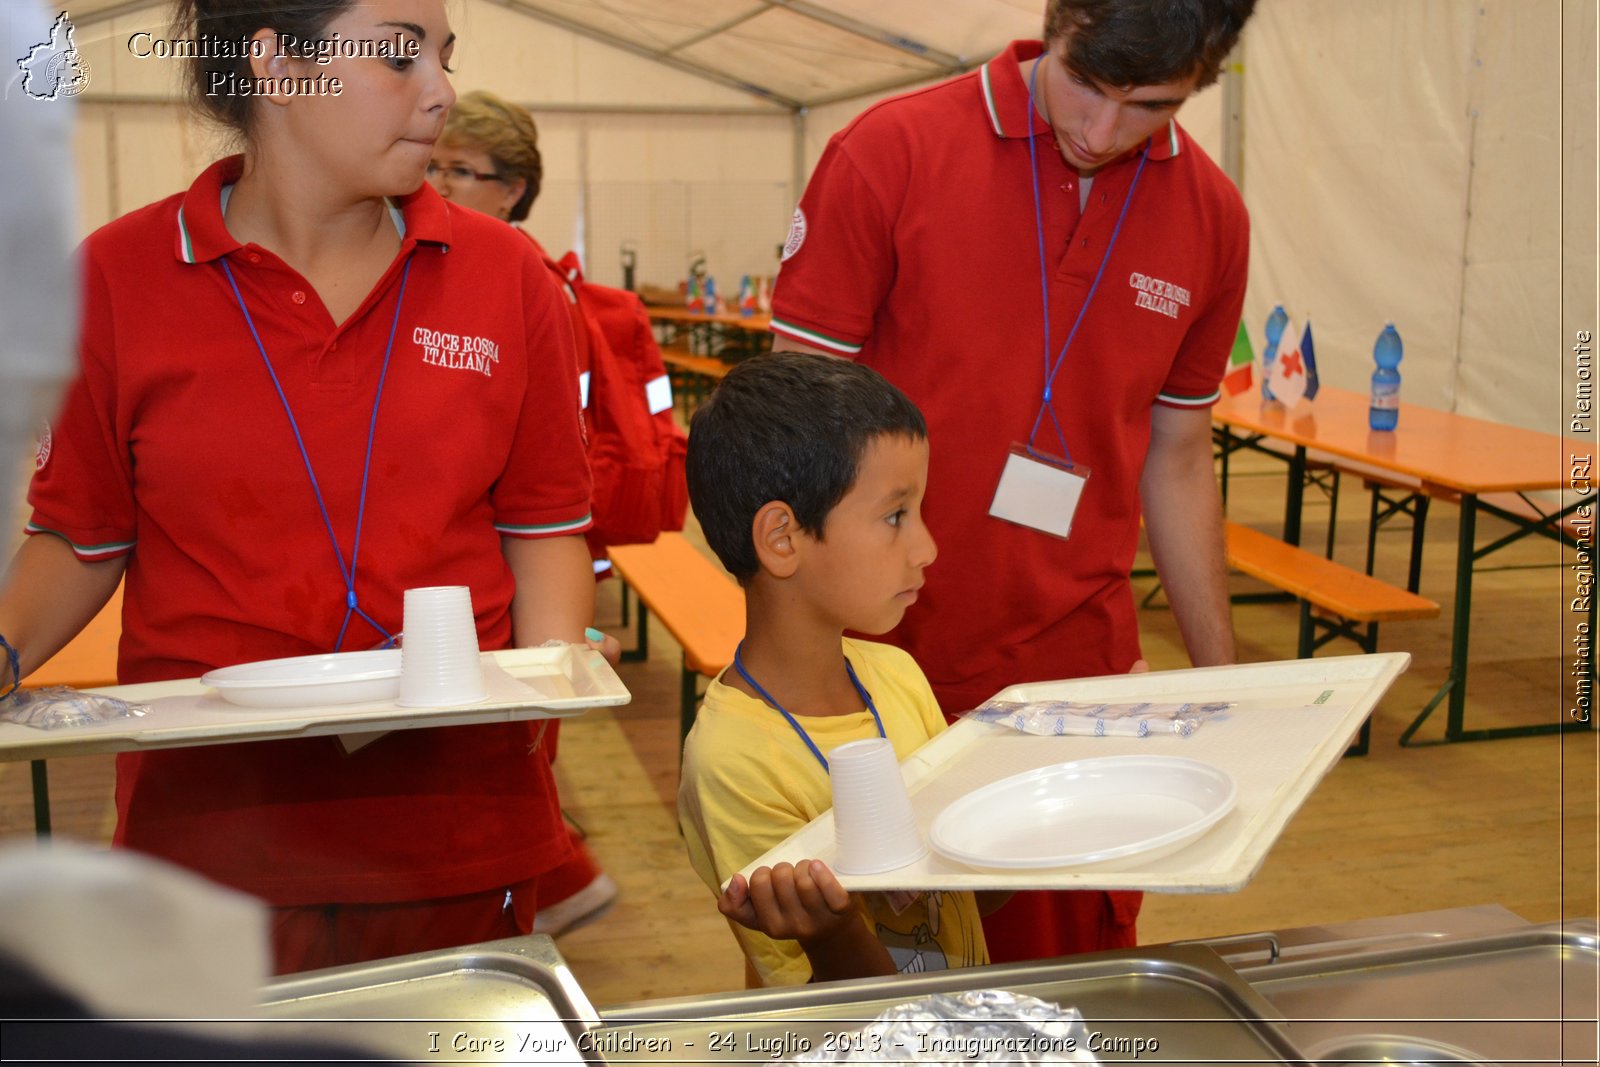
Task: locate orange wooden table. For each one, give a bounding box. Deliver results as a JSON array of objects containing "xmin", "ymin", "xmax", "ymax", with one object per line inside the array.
[
  {"xmin": 646, "ymin": 306, "xmax": 772, "ymax": 370},
  {"xmin": 647, "ymin": 307, "xmax": 772, "ymax": 410},
  {"xmin": 1212, "ymin": 386, "xmax": 1593, "ymax": 745},
  {"xmin": 645, "ymin": 306, "xmax": 772, "ymax": 333}
]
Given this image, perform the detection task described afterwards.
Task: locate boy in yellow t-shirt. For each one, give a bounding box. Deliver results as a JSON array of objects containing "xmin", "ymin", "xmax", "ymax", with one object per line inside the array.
[{"xmin": 679, "ymin": 352, "xmax": 995, "ymax": 987}]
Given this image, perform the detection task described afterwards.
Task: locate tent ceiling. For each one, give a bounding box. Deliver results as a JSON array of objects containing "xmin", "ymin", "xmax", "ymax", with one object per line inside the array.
[{"xmin": 68, "ymin": 0, "xmax": 1047, "ymax": 108}]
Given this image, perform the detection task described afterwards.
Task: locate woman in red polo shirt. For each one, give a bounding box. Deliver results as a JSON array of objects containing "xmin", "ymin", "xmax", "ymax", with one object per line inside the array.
[{"xmin": 0, "ymin": 0, "xmax": 597, "ymax": 973}]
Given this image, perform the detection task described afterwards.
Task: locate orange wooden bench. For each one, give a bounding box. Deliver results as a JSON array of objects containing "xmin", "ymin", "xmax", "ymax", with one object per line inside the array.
[
  {"xmin": 659, "ymin": 346, "xmax": 734, "ymax": 415},
  {"xmin": 659, "ymin": 347, "xmax": 732, "ymax": 380},
  {"xmin": 18, "ymin": 583, "xmax": 124, "ymax": 834},
  {"xmin": 1225, "ymin": 522, "xmax": 1439, "ymax": 754},
  {"xmin": 607, "ymin": 533, "xmax": 744, "ymax": 750}
]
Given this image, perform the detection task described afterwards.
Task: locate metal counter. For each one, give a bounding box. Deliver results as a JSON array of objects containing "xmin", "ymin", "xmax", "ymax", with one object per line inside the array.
[
  {"xmin": 1235, "ymin": 918, "xmax": 1598, "ymax": 1066},
  {"xmin": 251, "ymin": 909, "xmax": 1599, "ymax": 1066},
  {"xmin": 596, "ymin": 943, "xmax": 1308, "ymax": 1065}
]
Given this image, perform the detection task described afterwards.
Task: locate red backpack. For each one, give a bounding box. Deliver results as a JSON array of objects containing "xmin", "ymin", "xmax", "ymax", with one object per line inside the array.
[{"xmin": 546, "ymin": 251, "xmax": 689, "ymax": 549}]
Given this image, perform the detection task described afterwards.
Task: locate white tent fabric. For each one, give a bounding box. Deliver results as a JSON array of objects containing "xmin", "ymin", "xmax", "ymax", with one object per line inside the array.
[
  {"xmin": 1243, "ymin": 0, "xmax": 1589, "ymax": 434},
  {"xmin": 1243, "ymin": 0, "xmax": 1482, "ymax": 413},
  {"xmin": 433, "ymin": 0, "xmax": 1046, "ymax": 107},
  {"xmin": 39, "ymin": 0, "xmax": 1600, "ymax": 435},
  {"xmin": 65, "ymin": 0, "xmax": 1043, "ymax": 106}
]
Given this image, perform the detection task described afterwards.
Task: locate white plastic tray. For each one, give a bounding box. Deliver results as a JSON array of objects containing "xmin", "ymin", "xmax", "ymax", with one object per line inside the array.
[
  {"xmin": 0, "ymin": 645, "xmax": 629, "ymax": 762},
  {"xmin": 739, "ymin": 652, "xmax": 1408, "ymax": 892}
]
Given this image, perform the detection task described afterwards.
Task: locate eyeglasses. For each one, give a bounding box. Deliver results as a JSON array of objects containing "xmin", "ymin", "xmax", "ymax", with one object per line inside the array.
[{"xmin": 425, "ymin": 162, "xmax": 505, "ymax": 184}]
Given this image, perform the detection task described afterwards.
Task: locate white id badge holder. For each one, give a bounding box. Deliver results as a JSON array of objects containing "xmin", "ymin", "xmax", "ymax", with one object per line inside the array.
[{"xmin": 988, "ymin": 443, "xmax": 1090, "ymax": 540}]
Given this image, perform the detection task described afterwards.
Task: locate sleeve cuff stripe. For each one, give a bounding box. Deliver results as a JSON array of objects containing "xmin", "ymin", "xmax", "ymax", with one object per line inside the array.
[
  {"xmin": 25, "ymin": 523, "xmax": 136, "ymax": 558},
  {"xmin": 770, "ymin": 319, "xmax": 862, "ymax": 354},
  {"xmin": 1156, "ymin": 389, "xmax": 1222, "ymax": 408},
  {"xmin": 495, "ymin": 514, "xmax": 593, "ymax": 537}
]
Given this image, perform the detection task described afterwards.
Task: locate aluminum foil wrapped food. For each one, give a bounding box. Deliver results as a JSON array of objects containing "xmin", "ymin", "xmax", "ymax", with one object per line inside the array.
[
  {"xmin": 968, "ymin": 699, "xmax": 1231, "ymax": 738},
  {"xmin": 2, "ymin": 686, "xmax": 148, "ymax": 730},
  {"xmin": 788, "ymin": 989, "xmax": 1100, "ymax": 1065}
]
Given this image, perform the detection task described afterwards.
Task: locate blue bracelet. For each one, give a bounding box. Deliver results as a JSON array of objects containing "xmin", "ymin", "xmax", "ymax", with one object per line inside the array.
[{"xmin": 0, "ymin": 632, "xmax": 19, "ymax": 701}]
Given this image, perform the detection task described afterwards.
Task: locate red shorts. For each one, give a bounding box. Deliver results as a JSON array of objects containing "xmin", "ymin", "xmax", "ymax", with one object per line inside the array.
[
  {"xmin": 270, "ymin": 879, "xmax": 539, "ymax": 975},
  {"xmin": 533, "ymin": 719, "xmax": 605, "ymax": 910},
  {"xmin": 982, "ymin": 889, "xmax": 1141, "ymax": 963}
]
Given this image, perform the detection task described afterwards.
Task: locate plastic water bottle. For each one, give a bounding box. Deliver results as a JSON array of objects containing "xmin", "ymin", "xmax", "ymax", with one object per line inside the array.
[
  {"xmin": 1261, "ymin": 305, "xmax": 1288, "ymax": 400},
  {"xmin": 704, "ymin": 276, "xmax": 720, "ymax": 315},
  {"xmin": 1369, "ymin": 323, "xmax": 1403, "ymax": 431}
]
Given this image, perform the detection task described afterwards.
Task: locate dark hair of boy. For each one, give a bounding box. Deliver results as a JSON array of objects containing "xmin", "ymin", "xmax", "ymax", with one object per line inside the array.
[
  {"xmin": 687, "ymin": 353, "xmax": 927, "ymax": 583},
  {"xmin": 1044, "ymin": 0, "xmax": 1258, "ymax": 89}
]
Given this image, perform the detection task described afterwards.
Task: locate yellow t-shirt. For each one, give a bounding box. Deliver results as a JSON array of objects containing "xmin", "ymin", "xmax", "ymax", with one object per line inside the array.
[{"xmin": 678, "ymin": 637, "xmax": 988, "ymax": 986}]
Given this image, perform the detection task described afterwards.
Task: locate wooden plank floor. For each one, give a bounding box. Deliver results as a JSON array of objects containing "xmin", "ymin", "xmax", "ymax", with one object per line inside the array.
[{"xmin": 0, "ymin": 450, "xmax": 1594, "ymax": 1011}]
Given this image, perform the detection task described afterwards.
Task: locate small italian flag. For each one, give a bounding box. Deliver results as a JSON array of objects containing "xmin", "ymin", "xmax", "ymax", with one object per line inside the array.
[{"xmin": 1222, "ymin": 320, "xmax": 1255, "ymax": 396}]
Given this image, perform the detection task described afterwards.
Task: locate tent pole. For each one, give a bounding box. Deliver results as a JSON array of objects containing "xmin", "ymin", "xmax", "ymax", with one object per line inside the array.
[
  {"xmin": 1220, "ymin": 36, "xmax": 1245, "ymax": 190},
  {"xmin": 576, "ymin": 116, "xmax": 591, "ymax": 277},
  {"xmin": 792, "ymin": 108, "xmax": 809, "ymax": 215}
]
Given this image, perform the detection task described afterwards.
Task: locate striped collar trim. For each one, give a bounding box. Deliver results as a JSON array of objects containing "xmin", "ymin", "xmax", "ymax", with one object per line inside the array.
[
  {"xmin": 175, "ymin": 155, "xmax": 445, "ymax": 265},
  {"xmin": 174, "ymin": 156, "xmax": 245, "ymax": 265},
  {"xmin": 979, "ymin": 41, "xmax": 1049, "ymax": 140},
  {"xmin": 1152, "ymin": 119, "xmax": 1182, "ymax": 160},
  {"xmin": 980, "ymin": 60, "xmax": 1007, "ymax": 138},
  {"xmin": 177, "ymin": 204, "xmax": 198, "ymax": 264}
]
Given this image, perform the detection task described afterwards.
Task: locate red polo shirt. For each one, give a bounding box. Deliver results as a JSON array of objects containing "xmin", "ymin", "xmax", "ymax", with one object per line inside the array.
[
  {"xmin": 772, "ymin": 40, "xmax": 1249, "ymax": 714},
  {"xmin": 28, "ymin": 157, "xmax": 592, "ymax": 905}
]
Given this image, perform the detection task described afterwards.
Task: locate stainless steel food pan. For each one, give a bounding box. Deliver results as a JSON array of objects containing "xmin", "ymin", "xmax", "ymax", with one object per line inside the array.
[
  {"xmin": 259, "ymin": 934, "xmax": 603, "ymax": 1063},
  {"xmin": 1238, "ymin": 919, "xmax": 1598, "ymax": 1066},
  {"xmin": 596, "ymin": 943, "xmax": 1309, "ymax": 1065}
]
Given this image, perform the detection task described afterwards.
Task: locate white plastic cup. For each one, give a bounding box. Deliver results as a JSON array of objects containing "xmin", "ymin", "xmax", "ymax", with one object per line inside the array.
[
  {"xmin": 397, "ymin": 586, "xmax": 486, "ymax": 707},
  {"xmin": 829, "ymin": 737, "xmax": 927, "ymax": 874}
]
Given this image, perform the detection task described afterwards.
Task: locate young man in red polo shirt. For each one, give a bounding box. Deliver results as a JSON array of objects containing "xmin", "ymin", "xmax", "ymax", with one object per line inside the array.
[{"xmin": 770, "ymin": 0, "xmax": 1257, "ymax": 961}]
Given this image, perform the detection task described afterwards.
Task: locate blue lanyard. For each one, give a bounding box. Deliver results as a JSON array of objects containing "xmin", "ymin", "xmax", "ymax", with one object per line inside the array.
[
  {"xmin": 732, "ymin": 642, "xmax": 886, "ymax": 773},
  {"xmin": 1025, "ymin": 56, "xmax": 1150, "ymax": 463},
  {"xmin": 219, "ymin": 255, "xmax": 413, "ymax": 652}
]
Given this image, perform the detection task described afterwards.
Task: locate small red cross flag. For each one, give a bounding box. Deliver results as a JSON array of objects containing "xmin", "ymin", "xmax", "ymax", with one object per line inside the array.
[{"xmin": 1267, "ymin": 320, "xmax": 1320, "ymax": 407}]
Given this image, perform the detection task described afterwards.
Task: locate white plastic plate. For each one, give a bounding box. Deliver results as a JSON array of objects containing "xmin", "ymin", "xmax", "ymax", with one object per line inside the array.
[
  {"xmin": 929, "ymin": 754, "xmax": 1237, "ymax": 870},
  {"xmin": 201, "ymin": 650, "xmax": 402, "ymax": 708}
]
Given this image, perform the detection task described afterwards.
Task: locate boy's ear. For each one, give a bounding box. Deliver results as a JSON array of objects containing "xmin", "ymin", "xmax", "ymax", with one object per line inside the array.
[{"xmin": 751, "ymin": 501, "xmax": 801, "ymax": 579}]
